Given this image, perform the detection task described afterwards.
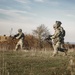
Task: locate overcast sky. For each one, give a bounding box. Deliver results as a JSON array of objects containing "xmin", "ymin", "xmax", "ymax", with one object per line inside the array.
[{"xmin": 0, "ymin": 0, "xmax": 75, "ymax": 42}]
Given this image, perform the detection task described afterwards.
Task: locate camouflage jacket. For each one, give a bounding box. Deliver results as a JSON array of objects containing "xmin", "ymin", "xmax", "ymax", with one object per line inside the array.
[
  {"xmin": 13, "ymin": 32, "xmax": 25, "ymax": 41},
  {"xmin": 51, "ymin": 28, "xmax": 62, "ymax": 44}
]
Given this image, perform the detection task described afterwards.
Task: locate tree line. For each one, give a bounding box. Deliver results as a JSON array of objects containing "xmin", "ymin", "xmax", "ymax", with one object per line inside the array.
[{"xmin": 0, "ymin": 24, "xmax": 75, "ymax": 50}]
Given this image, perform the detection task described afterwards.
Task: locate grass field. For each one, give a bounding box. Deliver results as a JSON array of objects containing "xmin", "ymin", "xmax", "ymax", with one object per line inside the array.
[{"xmin": 0, "ymin": 50, "xmax": 75, "ymax": 75}]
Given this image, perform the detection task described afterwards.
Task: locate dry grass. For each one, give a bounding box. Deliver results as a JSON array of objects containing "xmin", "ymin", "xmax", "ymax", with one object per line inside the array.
[{"xmin": 0, "ymin": 49, "xmax": 75, "ymax": 75}]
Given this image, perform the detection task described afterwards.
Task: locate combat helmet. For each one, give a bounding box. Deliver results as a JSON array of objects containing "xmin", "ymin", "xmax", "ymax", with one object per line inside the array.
[
  {"xmin": 18, "ymin": 29, "xmax": 22, "ymax": 32},
  {"xmin": 56, "ymin": 21, "xmax": 62, "ymax": 28}
]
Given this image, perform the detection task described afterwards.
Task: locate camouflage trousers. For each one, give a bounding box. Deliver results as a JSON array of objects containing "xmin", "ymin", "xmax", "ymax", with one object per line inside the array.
[
  {"xmin": 52, "ymin": 41, "xmax": 61, "ymax": 56},
  {"xmin": 15, "ymin": 39, "xmax": 24, "ymax": 50},
  {"xmin": 52, "ymin": 39, "xmax": 67, "ymax": 56}
]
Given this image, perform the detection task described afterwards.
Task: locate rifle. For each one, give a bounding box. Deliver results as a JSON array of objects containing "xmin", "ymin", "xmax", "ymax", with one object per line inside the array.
[
  {"xmin": 45, "ymin": 35, "xmax": 53, "ymax": 40},
  {"xmin": 9, "ymin": 35, "xmax": 16, "ymax": 40}
]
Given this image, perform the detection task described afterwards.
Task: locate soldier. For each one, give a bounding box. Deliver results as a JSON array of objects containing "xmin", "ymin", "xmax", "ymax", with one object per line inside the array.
[
  {"xmin": 51, "ymin": 21, "xmax": 67, "ymax": 56},
  {"xmin": 51, "ymin": 24, "xmax": 61, "ymax": 56},
  {"xmin": 12, "ymin": 29, "xmax": 25, "ymax": 50},
  {"xmin": 56, "ymin": 21, "xmax": 65, "ymax": 48}
]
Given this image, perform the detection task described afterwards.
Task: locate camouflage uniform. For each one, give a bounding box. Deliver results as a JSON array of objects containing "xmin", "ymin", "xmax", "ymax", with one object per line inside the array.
[
  {"xmin": 13, "ymin": 29, "xmax": 25, "ymax": 50},
  {"xmin": 51, "ymin": 21, "xmax": 67, "ymax": 56},
  {"xmin": 51, "ymin": 24, "xmax": 61, "ymax": 56}
]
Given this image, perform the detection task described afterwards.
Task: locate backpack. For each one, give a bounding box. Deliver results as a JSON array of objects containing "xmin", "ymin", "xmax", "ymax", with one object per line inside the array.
[{"xmin": 61, "ymin": 27, "xmax": 65, "ymax": 37}]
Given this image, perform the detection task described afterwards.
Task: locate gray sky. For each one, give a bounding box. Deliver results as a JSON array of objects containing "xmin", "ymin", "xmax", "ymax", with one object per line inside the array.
[{"xmin": 0, "ymin": 0, "xmax": 75, "ymax": 42}]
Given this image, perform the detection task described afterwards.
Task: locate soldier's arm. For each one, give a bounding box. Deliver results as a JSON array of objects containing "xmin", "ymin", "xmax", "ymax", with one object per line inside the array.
[
  {"xmin": 18, "ymin": 33, "xmax": 25, "ymax": 39},
  {"xmin": 51, "ymin": 30, "xmax": 60, "ymax": 39},
  {"xmin": 12, "ymin": 33, "xmax": 19, "ymax": 39}
]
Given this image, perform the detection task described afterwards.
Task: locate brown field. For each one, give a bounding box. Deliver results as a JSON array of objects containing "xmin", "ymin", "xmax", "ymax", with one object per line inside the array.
[{"xmin": 0, "ymin": 49, "xmax": 75, "ymax": 75}]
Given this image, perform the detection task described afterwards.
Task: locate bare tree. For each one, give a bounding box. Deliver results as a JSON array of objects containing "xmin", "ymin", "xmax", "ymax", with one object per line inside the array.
[
  {"xmin": 33, "ymin": 24, "xmax": 50, "ymax": 39},
  {"xmin": 33, "ymin": 24, "xmax": 50, "ymax": 49}
]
